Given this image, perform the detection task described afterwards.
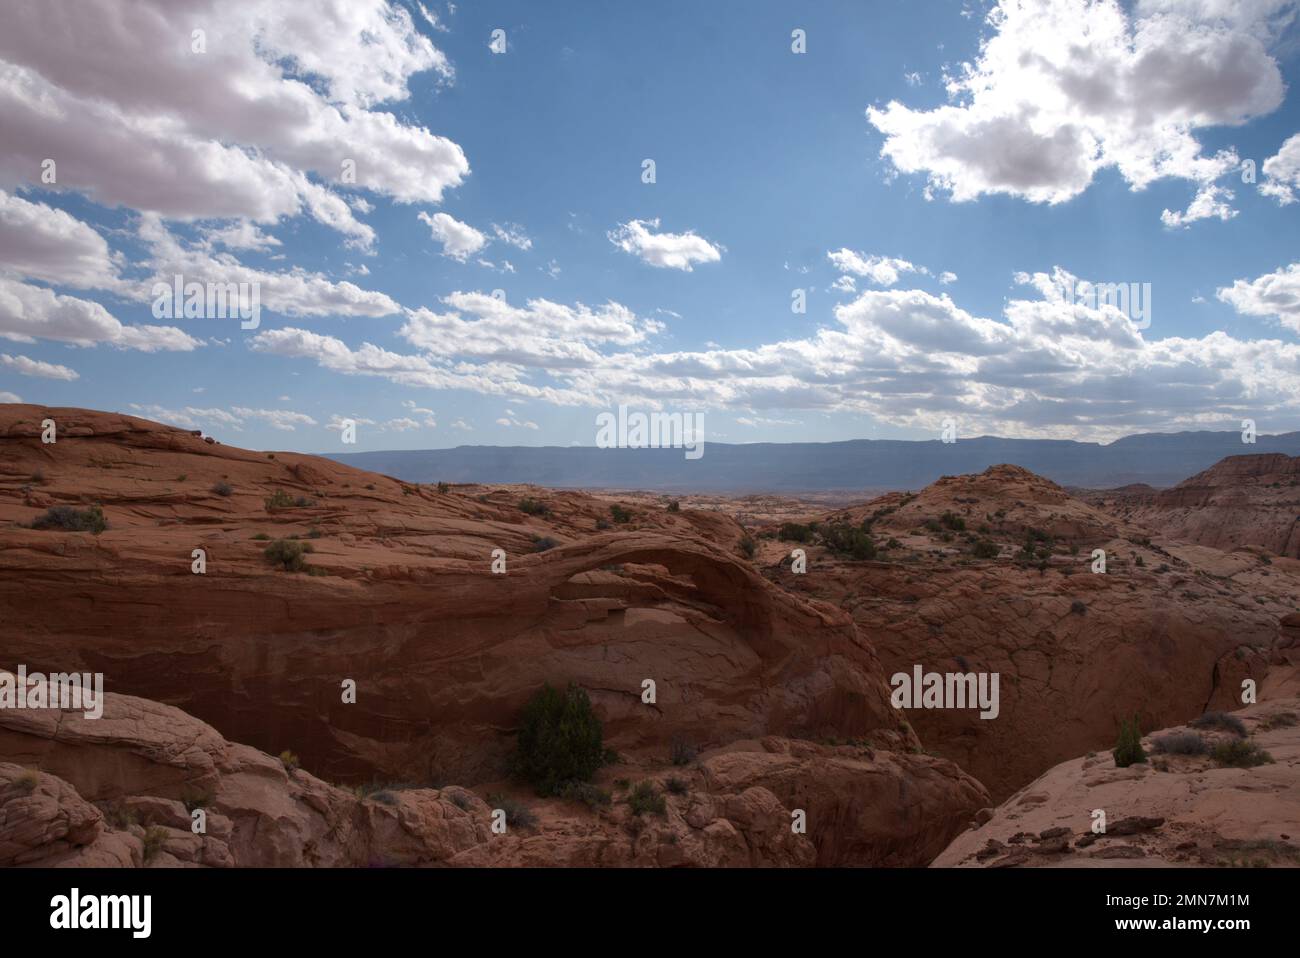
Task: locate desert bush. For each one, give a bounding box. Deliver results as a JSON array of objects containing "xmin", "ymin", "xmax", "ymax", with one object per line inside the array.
[
  {"xmin": 1191, "ymin": 711, "xmax": 1247, "ymax": 737},
  {"xmin": 940, "ymin": 511, "xmax": 966, "ymax": 531},
  {"xmin": 1070, "ymin": 599, "xmax": 1087, "ymax": 615},
  {"xmin": 627, "ymin": 781, "xmax": 666, "ymax": 817},
  {"xmin": 739, "ymin": 536, "xmax": 756, "ymax": 559},
  {"xmin": 29, "ymin": 469, "xmax": 46, "ymax": 484},
  {"xmin": 13, "ymin": 769, "xmax": 39, "ymax": 794},
  {"xmin": 667, "ymin": 500, "xmax": 680, "ymax": 513},
  {"xmin": 180, "ymin": 788, "xmax": 214, "ymax": 812},
  {"xmin": 211, "ymin": 480, "xmax": 233, "ymax": 497},
  {"xmin": 595, "ymin": 518, "xmax": 611, "ymax": 530},
  {"xmin": 820, "ymin": 522, "xmax": 876, "ymax": 560},
  {"xmin": 142, "ymin": 825, "xmax": 168, "ymax": 862},
  {"xmin": 665, "ymin": 776, "xmax": 688, "ymax": 796},
  {"xmin": 263, "ymin": 488, "xmax": 304, "ymax": 511},
  {"xmin": 610, "ymin": 504, "xmax": 632, "ymax": 524},
  {"xmin": 532, "ymin": 536, "xmax": 558, "ymax": 552},
  {"xmin": 669, "ymin": 736, "xmax": 696, "ymax": 767},
  {"xmin": 1113, "ymin": 716, "xmax": 1147, "ymax": 768},
  {"xmin": 487, "ymin": 793, "xmax": 538, "ymax": 829},
  {"xmin": 557, "ymin": 781, "xmax": 612, "ymax": 809},
  {"xmin": 779, "ymin": 522, "xmax": 812, "ymax": 543},
  {"xmin": 1211, "ymin": 739, "xmax": 1275, "ymax": 768},
  {"xmin": 970, "ymin": 539, "xmax": 999, "ymax": 559},
  {"xmin": 279, "ymin": 750, "xmax": 300, "ymax": 771},
  {"xmin": 31, "ymin": 504, "xmax": 108, "ymax": 534},
  {"xmin": 1151, "ymin": 730, "xmax": 1206, "ymax": 755},
  {"xmin": 436, "ymin": 481, "xmax": 450, "ymax": 494},
  {"xmin": 264, "ymin": 539, "xmax": 312, "ymax": 571},
  {"xmin": 511, "ymin": 683, "xmax": 607, "ymax": 796},
  {"xmin": 518, "ymin": 497, "xmax": 549, "ymax": 516}
]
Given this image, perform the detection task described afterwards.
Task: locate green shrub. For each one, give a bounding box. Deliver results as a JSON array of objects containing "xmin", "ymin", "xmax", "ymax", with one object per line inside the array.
[
  {"xmin": 211, "ymin": 480, "xmax": 233, "ymax": 497},
  {"xmin": 665, "ymin": 776, "xmax": 688, "ymax": 796},
  {"xmin": 1113, "ymin": 716, "xmax": 1147, "ymax": 768},
  {"xmin": 511, "ymin": 683, "xmax": 607, "ymax": 796},
  {"xmin": 531, "ymin": 536, "xmax": 558, "ymax": 552},
  {"xmin": 820, "ymin": 522, "xmax": 876, "ymax": 560},
  {"xmin": 264, "ymin": 539, "xmax": 312, "ymax": 571},
  {"xmin": 739, "ymin": 536, "xmax": 756, "ymax": 559},
  {"xmin": 436, "ymin": 481, "xmax": 450, "ymax": 494},
  {"xmin": 627, "ymin": 781, "xmax": 666, "ymax": 817},
  {"xmin": 970, "ymin": 539, "xmax": 999, "ymax": 559},
  {"xmin": 940, "ymin": 511, "xmax": 966, "ymax": 531},
  {"xmin": 595, "ymin": 518, "xmax": 611, "ymax": 530},
  {"xmin": 519, "ymin": 497, "xmax": 549, "ymax": 516},
  {"xmin": 1211, "ymin": 739, "xmax": 1275, "ymax": 768},
  {"xmin": 610, "ymin": 504, "xmax": 632, "ymax": 524},
  {"xmin": 31, "ymin": 504, "xmax": 108, "ymax": 534},
  {"xmin": 779, "ymin": 522, "xmax": 813, "ymax": 543},
  {"xmin": 279, "ymin": 750, "xmax": 299, "ymax": 771},
  {"xmin": 667, "ymin": 500, "xmax": 680, "ymax": 513}
]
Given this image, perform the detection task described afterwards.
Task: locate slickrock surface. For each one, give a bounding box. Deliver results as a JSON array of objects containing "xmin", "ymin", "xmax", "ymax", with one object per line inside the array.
[
  {"xmin": 0, "ymin": 676, "xmax": 986, "ymax": 867},
  {"xmin": 756, "ymin": 464, "xmax": 1295, "ymax": 800},
  {"xmin": 0, "ymin": 406, "xmax": 988, "ymax": 866},
  {"xmin": 1082, "ymin": 454, "xmax": 1300, "ymax": 557},
  {"xmin": 933, "ymin": 687, "xmax": 1300, "ymax": 868}
]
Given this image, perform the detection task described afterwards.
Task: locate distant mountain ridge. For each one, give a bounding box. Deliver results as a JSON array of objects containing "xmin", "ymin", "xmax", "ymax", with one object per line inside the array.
[{"xmin": 326, "ymin": 430, "xmax": 1300, "ymax": 492}]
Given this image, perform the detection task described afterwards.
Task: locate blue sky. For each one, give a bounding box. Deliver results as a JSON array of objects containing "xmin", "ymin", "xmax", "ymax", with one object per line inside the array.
[{"xmin": 2, "ymin": 0, "xmax": 1300, "ymax": 452}]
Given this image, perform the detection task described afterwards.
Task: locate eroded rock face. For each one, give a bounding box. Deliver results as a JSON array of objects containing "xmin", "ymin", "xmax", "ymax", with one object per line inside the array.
[
  {"xmin": 0, "ymin": 406, "xmax": 904, "ymax": 787},
  {"xmin": 1082, "ymin": 454, "xmax": 1300, "ymax": 558},
  {"xmin": 0, "ymin": 407, "xmax": 988, "ymax": 866},
  {"xmin": 933, "ymin": 689, "xmax": 1300, "ymax": 868},
  {"xmin": 0, "ymin": 678, "xmax": 988, "ymax": 868},
  {"xmin": 758, "ymin": 464, "xmax": 1288, "ymax": 801}
]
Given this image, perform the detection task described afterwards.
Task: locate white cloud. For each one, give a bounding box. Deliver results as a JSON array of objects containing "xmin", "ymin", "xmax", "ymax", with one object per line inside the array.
[
  {"xmin": 1, "ymin": 352, "xmax": 78, "ymax": 380},
  {"xmin": 0, "ymin": 0, "xmax": 466, "ymax": 245},
  {"xmin": 827, "ymin": 249, "xmax": 928, "ymax": 286},
  {"xmin": 0, "ymin": 190, "xmax": 122, "ymax": 289},
  {"xmin": 0, "ymin": 277, "xmax": 201, "ymax": 351},
  {"xmin": 419, "ymin": 211, "xmax": 488, "ymax": 261},
  {"xmin": 939, "ymin": 271, "xmax": 958, "ymax": 284},
  {"xmin": 1160, "ymin": 184, "xmax": 1237, "ymax": 227},
  {"xmin": 867, "ymin": 0, "xmax": 1284, "ymax": 218},
  {"xmin": 1217, "ymin": 262, "xmax": 1300, "ymax": 333},
  {"xmin": 1260, "ymin": 132, "xmax": 1300, "ymax": 204},
  {"xmin": 0, "ymin": 391, "xmax": 21, "ymax": 402},
  {"xmin": 491, "ymin": 222, "xmax": 532, "ymax": 250},
  {"xmin": 608, "ymin": 218, "xmax": 722, "ymax": 271}
]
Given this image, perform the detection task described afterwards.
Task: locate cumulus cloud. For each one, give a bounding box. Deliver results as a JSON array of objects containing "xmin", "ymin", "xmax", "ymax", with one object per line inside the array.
[
  {"xmin": 0, "ymin": 0, "xmax": 467, "ymax": 245},
  {"xmin": 1, "ymin": 352, "xmax": 78, "ymax": 380},
  {"xmin": 828, "ymin": 249, "xmax": 929, "ymax": 286},
  {"xmin": 133, "ymin": 215, "xmax": 401, "ymax": 318},
  {"xmin": 419, "ymin": 211, "xmax": 488, "ymax": 261},
  {"xmin": 1217, "ymin": 262, "xmax": 1300, "ymax": 333},
  {"xmin": 0, "ymin": 190, "xmax": 123, "ymax": 290},
  {"xmin": 867, "ymin": 0, "xmax": 1285, "ymax": 218},
  {"xmin": 608, "ymin": 219, "xmax": 722, "ymax": 271},
  {"xmin": 491, "ymin": 222, "xmax": 532, "ymax": 250},
  {"xmin": 254, "ymin": 269, "xmax": 1300, "ymax": 441},
  {"xmin": 0, "ymin": 277, "xmax": 201, "ymax": 351},
  {"xmin": 1260, "ymin": 132, "xmax": 1300, "ymax": 204}
]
